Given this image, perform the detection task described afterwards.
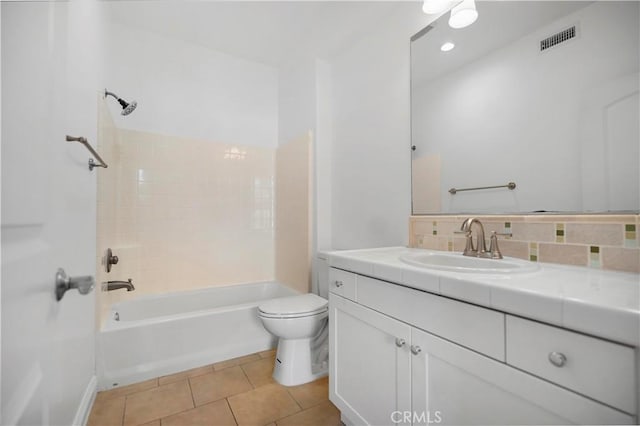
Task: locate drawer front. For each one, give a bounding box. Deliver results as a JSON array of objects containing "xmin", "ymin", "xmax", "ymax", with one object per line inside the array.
[
  {"xmin": 356, "ymin": 275, "xmax": 505, "ymax": 361},
  {"xmin": 328, "ymin": 268, "xmax": 357, "ymax": 300},
  {"xmin": 506, "ymin": 315, "xmax": 636, "ymax": 414}
]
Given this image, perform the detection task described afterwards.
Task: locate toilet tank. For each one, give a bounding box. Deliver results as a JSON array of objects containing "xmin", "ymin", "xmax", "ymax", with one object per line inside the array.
[{"xmin": 316, "ymin": 253, "xmax": 329, "ymax": 299}]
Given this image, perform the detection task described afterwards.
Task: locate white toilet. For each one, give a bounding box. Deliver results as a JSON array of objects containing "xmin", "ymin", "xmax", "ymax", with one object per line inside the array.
[{"xmin": 258, "ymin": 257, "xmax": 330, "ymax": 386}]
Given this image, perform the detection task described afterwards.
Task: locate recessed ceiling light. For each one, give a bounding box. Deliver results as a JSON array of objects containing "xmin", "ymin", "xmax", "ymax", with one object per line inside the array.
[{"xmin": 440, "ymin": 42, "xmax": 455, "ymax": 52}]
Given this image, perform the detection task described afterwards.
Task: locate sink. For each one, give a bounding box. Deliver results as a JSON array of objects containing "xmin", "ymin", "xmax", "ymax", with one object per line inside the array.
[{"xmin": 399, "ymin": 252, "xmax": 540, "ymax": 274}]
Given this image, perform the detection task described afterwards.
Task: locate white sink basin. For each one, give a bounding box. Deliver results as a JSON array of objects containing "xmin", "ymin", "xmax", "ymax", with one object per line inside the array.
[{"xmin": 400, "ymin": 252, "xmax": 540, "ymax": 274}]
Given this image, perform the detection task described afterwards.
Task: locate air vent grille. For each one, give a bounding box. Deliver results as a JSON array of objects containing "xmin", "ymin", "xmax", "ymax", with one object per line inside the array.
[{"xmin": 540, "ymin": 26, "xmax": 576, "ymax": 51}]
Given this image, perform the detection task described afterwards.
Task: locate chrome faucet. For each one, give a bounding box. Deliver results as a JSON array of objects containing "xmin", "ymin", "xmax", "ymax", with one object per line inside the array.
[
  {"xmin": 459, "ymin": 217, "xmax": 489, "ymax": 258},
  {"xmin": 457, "ymin": 218, "xmax": 511, "ymax": 259},
  {"xmin": 103, "ymin": 279, "xmax": 135, "ymax": 292}
]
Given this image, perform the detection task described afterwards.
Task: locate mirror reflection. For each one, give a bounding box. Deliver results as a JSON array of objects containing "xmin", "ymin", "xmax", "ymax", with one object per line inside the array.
[{"xmin": 411, "ymin": 1, "xmax": 639, "ymax": 214}]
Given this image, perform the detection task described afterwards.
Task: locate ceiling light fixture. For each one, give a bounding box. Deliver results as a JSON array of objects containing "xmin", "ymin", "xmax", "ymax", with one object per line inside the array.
[
  {"xmin": 422, "ymin": 0, "xmax": 449, "ymax": 15},
  {"xmin": 440, "ymin": 42, "xmax": 455, "ymax": 52},
  {"xmin": 448, "ymin": 0, "xmax": 478, "ymax": 29}
]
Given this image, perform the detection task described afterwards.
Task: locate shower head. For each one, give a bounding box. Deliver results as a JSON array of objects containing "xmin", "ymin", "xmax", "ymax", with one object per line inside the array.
[{"xmin": 104, "ymin": 89, "xmax": 137, "ymax": 116}]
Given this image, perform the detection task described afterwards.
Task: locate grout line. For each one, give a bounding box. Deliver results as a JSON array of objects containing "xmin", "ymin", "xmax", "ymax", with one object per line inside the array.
[
  {"xmin": 224, "ymin": 398, "xmax": 240, "ymax": 426},
  {"xmin": 238, "ymin": 363, "xmax": 257, "ymax": 389},
  {"xmin": 187, "ymin": 377, "xmax": 197, "ymax": 409},
  {"xmin": 121, "ymin": 395, "xmax": 127, "ymax": 426},
  {"xmin": 100, "ymin": 378, "xmax": 160, "ymax": 402}
]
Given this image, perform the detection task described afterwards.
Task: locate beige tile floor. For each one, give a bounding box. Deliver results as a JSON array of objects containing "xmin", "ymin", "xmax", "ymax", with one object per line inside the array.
[{"xmin": 88, "ymin": 350, "xmax": 341, "ymax": 426}]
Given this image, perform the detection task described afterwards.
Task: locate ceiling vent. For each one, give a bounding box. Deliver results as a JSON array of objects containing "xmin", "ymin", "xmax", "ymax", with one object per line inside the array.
[{"xmin": 540, "ymin": 26, "xmax": 576, "ymax": 52}]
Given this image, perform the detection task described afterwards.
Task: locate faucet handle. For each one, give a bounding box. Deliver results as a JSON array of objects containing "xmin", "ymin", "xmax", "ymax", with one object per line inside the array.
[
  {"xmin": 489, "ymin": 231, "xmax": 509, "ymax": 259},
  {"xmin": 454, "ymin": 230, "xmax": 476, "ymax": 255}
]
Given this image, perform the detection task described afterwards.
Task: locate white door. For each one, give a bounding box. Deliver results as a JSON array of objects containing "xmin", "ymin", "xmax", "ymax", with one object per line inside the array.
[
  {"xmin": 410, "ymin": 328, "xmax": 634, "ymax": 425},
  {"xmin": 580, "ymin": 72, "xmax": 639, "ymax": 211},
  {"xmin": 2, "ymin": 2, "xmax": 102, "ymax": 425},
  {"xmin": 329, "ymin": 294, "xmax": 411, "ymax": 426}
]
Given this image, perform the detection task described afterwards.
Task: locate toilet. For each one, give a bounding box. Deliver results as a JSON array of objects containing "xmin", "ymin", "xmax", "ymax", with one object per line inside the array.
[{"xmin": 258, "ymin": 256, "xmax": 330, "ymax": 386}]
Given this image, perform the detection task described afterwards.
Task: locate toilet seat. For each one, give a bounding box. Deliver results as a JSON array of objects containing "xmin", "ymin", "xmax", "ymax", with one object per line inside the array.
[{"xmin": 259, "ymin": 293, "xmax": 328, "ymax": 319}]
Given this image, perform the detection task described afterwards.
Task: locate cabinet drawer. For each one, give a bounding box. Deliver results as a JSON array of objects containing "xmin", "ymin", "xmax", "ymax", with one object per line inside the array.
[
  {"xmin": 506, "ymin": 315, "xmax": 636, "ymax": 414},
  {"xmin": 329, "ymin": 268, "xmax": 357, "ymax": 300},
  {"xmin": 357, "ymin": 275, "xmax": 505, "ymax": 361}
]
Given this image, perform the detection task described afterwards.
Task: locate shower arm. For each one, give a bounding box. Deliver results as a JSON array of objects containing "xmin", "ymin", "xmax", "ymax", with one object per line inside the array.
[
  {"xmin": 104, "ymin": 90, "xmax": 119, "ymax": 100},
  {"xmin": 65, "ymin": 135, "xmax": 108, "ymax": 171}
]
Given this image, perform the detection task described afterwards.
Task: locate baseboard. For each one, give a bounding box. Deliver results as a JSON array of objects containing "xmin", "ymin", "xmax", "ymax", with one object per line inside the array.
[{"xmin": 73, "ymin": 375, "xmax": 97, "ymax": 426}]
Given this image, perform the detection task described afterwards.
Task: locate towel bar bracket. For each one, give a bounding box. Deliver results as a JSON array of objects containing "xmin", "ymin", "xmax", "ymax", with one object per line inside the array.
[{"xmin": 66, "ymin": 135, "xmax": 108, "ymax": 171}]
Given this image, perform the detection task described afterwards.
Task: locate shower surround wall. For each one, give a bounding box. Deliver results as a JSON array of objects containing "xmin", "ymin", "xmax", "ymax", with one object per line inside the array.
[
  {"xmin": 98, "ymin": 125, "xmax": 273, "ymax": 318},
  {"xmin": 97, "ymin": 103, "xmax": 312, "ymax": 322}
]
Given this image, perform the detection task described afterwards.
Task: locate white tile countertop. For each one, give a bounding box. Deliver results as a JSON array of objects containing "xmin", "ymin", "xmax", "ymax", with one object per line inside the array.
[{"xmin": 324, "ymin": 247, "xmax": 640, "ymax": 347}]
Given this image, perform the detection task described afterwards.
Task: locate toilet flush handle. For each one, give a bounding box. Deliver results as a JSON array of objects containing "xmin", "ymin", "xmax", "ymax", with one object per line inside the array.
[{"xmin": 334, "ymin": 280, "xmax": 344, "ymax": 288}]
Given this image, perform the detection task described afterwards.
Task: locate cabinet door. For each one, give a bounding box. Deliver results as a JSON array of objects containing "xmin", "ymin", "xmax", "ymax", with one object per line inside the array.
[
  {"xmin": 329, "ymin": 294, "xmax": 411, "ymax": 425},
  {"xmin": 411, "ymin": 328, "xmax": 634, "ymax": 425}
]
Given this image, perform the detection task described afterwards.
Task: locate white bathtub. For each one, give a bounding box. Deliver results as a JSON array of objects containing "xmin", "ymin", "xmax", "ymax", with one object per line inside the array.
[{"xmin": 97, "ymin": 281, "xmax": 297, "ymax": 390}]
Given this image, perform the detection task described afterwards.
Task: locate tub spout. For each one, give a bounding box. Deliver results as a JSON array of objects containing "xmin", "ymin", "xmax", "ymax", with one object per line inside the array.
[{"xmin": 104, "ymin": 279, "xmax": 135, "ymax": 292}]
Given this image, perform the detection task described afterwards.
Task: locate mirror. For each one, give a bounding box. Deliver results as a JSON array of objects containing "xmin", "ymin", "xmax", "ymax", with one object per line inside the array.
[{"xmin": 411, "ymin": 1, "xmax": 639, "ymax": 214}]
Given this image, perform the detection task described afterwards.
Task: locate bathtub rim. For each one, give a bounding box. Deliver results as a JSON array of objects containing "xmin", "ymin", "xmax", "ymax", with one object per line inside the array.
[{"xmin": 102, "ymin": 280, "xmax": 300, "ymax": 331}]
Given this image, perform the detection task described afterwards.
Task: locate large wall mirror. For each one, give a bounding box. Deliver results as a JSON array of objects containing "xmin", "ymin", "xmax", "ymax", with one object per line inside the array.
[{"xmin": 411, "ymin": 1, "xmax": 639, "ymax": 214}]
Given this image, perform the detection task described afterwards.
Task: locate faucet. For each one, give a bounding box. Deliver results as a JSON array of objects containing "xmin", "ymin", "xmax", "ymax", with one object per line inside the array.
[
  {"xmin": 104, "ymin": 279, "xmax": 135, "ymax": 292},
  {"xmin": 458, "ymin": 218, "xmax": 511, "ymax": 259},
  {"xmin": 459, "ymin": 217, "xmax": 490, "ymax": 258}
]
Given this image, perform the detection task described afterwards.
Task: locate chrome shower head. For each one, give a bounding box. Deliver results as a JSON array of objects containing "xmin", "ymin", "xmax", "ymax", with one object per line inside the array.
[{"xmin": 105, "ymin": 89, "xmax": 137, "ymax": 116}]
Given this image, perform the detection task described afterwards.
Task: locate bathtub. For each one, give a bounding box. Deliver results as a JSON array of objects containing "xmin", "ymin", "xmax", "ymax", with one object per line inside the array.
[{"xmin": 97, "ymin": 281, "xmax": 297, "ymax": 390}]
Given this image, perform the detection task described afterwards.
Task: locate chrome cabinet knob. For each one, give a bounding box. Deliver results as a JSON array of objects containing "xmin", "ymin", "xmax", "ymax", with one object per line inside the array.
[
  {"xmin": 411, "ymin": 345, "xmax": 422, "ymax": 355},
  {"xmin": 395, "ymin": 338, "xmax": 406, "ymax": 348},
  {"xmin": 334, "ymin": 280, "xmax": 344, "ymax": 288},
  {"xmin": 548, "ymin": 351, "xmax": 567, "ymax": 367}
]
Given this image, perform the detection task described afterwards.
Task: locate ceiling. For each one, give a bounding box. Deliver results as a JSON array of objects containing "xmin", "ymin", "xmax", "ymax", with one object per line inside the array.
[
  {"xmin": 411, "ymin": 1, "xmax": 593, "ymax": 86},
  {"xmin": 104, "ymin": 1, "xmax": 417, "ymax": 67}
]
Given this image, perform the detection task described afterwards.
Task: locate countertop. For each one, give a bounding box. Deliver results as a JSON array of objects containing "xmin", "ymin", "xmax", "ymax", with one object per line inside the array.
[{"xmin": 324, "ymin": 247, "xmax": 640, "ymax": 346}]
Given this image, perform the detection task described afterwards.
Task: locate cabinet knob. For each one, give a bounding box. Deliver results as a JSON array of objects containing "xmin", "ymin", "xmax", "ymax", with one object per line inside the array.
[
  {"xmin": 548, "ymin": 351, "xmax": 567, "ymax": 367},
  {"xmin": 411, "ymin": 345, "xmax": 422, "ymax": 355},
  {"xmin": 334, "ymin": 280, "xmax": 344, "ymax": 288},
  {"xmin": 395, "ymin": 338, "xmax": 406, "ymax": 348}
]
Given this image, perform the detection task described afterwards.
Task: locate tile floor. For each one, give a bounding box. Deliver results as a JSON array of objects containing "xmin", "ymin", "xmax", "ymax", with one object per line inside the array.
[{"xmin": 88, "ymin": 350, "xmax": 341, "ymax": 426}]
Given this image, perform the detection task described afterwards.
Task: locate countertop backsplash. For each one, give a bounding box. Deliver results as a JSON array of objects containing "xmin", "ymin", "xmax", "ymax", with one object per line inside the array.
[{"xmin": 410, "ymin": 214, "xmax": 640, "ymax": 274}]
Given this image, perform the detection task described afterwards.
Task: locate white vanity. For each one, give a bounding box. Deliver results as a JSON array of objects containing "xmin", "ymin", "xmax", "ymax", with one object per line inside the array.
[{"xmin": 326, "ymin": 247, "xmax": 639, "ymax": 425}]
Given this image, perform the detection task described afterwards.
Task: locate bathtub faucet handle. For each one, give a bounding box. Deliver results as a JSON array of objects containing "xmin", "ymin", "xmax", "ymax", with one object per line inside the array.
[{"xmin": 105, "ymin": 248, "xmax": 119, "ymax": 273}]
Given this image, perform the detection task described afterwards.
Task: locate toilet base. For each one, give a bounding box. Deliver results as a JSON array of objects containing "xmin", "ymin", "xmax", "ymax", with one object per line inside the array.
[{"xmin": 272, "ymin": 338, "xmax": 328, "ymax": 386}]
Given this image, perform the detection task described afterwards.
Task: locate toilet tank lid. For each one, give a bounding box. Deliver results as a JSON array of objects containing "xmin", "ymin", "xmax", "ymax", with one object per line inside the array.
[{"xmin": 259, "ymin": 293, "xmax": 328, "ymax": 316}]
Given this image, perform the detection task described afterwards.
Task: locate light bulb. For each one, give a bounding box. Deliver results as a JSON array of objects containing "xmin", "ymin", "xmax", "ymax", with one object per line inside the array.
[
  {"xmin": 449, "ymin": 0, "xmax": 478, "ymax": 29},
  {"xmin": 422, "ymin": 0, "xmax": 449, "ymax": 15}
]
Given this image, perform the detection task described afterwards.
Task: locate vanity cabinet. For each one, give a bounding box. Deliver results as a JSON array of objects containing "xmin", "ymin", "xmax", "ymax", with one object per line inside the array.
[
  {"xmin": 330, "ymin": 294, "xmax": 411, "ymax": 425},
  {"xmin": 328, "ymin": 268, "xmax": 636, "ymax": 425}
]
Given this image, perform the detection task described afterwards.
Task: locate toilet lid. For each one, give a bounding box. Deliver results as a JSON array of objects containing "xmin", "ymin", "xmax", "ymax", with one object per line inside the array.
[{"xmin": 259, "ymin": 293, "xmax": 328, "ymax": 318}]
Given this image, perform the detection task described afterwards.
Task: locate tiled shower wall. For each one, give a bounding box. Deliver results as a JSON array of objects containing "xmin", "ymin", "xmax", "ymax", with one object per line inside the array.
[
  {"xmin": 410, "ymin": 215, "xmax": 640, "ymax": 274},
  {"xmin": 97, "ymin": 102, "xmax": 310, "ymax": 323},
  {"xmin": 275, "ymin": 133, "xmax": 312, "ymax": 294}
]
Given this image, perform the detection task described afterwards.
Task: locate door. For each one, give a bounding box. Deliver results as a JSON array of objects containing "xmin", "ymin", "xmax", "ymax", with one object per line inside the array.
[
  {"xmin": 329, "ymin": 294, "xmax": 411, "ymax": 426},
  {"xmin": 2, "ymin": 2, "xmax": 102, "ymax": 424},
  {"xmin": 410, "ymin": 328, "xmax": 634, "ymax": 425}
]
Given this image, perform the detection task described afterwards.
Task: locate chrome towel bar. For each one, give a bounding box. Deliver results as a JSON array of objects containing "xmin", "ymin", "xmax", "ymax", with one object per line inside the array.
[
  {"xmin": 449, "ymin": 181, "xmax": 516, "ymax": 195},
  {"xmin": 66, "ymin": 135, "xmax": 108, "ymax": 171}
]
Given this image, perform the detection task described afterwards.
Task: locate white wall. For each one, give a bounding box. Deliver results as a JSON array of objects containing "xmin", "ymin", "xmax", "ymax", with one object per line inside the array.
[
  {"xmin": 103, "ymin": 21, "xmax": 279, "ymax": 148},
  {"xmin": 330, "ymin": 3, "xmax": 433, "ymax": 249},
  {"xmin": 2, "ymin": 1, "xmax": 102, "ymax": 424}
]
